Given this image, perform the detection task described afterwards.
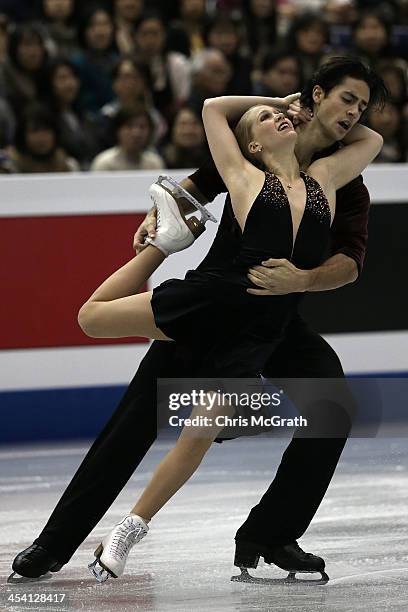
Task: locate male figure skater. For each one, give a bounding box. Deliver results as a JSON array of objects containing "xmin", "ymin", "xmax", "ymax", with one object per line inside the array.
[{"xmin": 10, "ymin": 57, "xmax": 384, "ymax": 582}]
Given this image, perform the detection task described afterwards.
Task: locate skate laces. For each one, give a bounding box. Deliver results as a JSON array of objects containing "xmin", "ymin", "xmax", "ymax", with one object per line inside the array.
[{"xmin": 110, "ymin": 518, "xmax": 144, "ymax": 560}]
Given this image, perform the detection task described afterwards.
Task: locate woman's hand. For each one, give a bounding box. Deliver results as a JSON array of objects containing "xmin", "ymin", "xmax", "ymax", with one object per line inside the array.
[
  {"xmin": 278, "ymin": 92, "xmax": 302, "ymax": 111},
  {"xmin": 287, "ymin": 99, "xmax": 314, "ymax": 126},
  {"xmin": 133, "ymin": 207, "xmax": 157, "ymax": 254}
]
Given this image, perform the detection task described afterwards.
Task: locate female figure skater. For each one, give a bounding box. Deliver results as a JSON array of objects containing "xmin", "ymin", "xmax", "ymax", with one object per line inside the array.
[{"xmin": 79, "ymin": 89, "xmax": 382, "ymax": 582}]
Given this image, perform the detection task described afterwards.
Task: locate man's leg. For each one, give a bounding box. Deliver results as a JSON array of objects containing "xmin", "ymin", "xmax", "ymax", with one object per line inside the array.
[
  {"xmin": 235, "ymin": 316, "xmax": 353, "ymax": 548},
  {"xmin": 17, "ymin": 341, "xmax": 184, "ymax": 569}
]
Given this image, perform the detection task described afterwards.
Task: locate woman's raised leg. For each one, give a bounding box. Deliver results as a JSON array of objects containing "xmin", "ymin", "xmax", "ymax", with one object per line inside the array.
[{"xmin": 78, "ymin": 245, "xmax": 171, "ymax": 341}]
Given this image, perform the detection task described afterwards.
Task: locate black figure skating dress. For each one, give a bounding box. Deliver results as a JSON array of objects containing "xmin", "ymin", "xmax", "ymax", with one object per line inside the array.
[{"xmin": 151, "ymin": 171, "xmax": 331, "ymax": 377}]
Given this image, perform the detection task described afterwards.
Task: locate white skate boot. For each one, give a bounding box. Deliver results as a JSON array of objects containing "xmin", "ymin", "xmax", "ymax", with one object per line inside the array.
[
  {"xmin": 88, "ymin": 514, "xmax": 149, "ymax": 582},
  {"xmin": 145, "ymin": 175, "xmax": 217, "ymax": 256}
]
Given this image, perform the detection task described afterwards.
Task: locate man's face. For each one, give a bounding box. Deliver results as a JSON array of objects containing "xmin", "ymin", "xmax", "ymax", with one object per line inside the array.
[{"xmin": 313, "ymin": 77, "xmax": 370, "ymax": 142}]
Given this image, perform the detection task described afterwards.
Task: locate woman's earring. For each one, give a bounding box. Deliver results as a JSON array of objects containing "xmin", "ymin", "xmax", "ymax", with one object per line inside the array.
[{"xmin": 259, "ymin": 146, "xmax": 263, "ymax": 152}]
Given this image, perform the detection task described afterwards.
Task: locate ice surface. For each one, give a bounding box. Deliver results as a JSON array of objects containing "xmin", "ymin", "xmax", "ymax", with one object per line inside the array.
[{"xmin": 1, "ymin": 437, "xmax": 407, "ymax": 611}]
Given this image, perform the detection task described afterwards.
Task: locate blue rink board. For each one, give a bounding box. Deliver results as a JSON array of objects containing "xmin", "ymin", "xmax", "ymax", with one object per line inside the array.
[{"xmin": 1, "ymin": 373, "xmax": 408, "ymax": 444}]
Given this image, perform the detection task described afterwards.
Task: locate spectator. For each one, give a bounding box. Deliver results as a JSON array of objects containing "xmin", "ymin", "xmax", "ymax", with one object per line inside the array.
[
  {"xmin": 367, "ymin": 100, "xmax": 407, "ymax": 162},
  {"xmin": 188, "ymin": 48, "xmax": 231, "ymax": 115},
  {"xmin": 0, "ymin": 12, "xmax": 8, "ymax": 64},
  {"xmin": 71, "ymin": 4, "xmax": 118, "ymax": 114},
  {"xmin": 351, "ymin": 11, "xmax": 395, "ymax": 67},
  {"xmin": 205, "ymin": 14, "xmax": 253, "ymax": 94},
  {"xmin": 113, "ymin": 0, "xmax": 144, "ymax": 54},
  {"xmin": 6, "ymin": 102, "xmax": 79, "ymax": 172},
  {"xmin": 39, "ymin": 0, "xmax": 79, "ymax": 56},
  {"xmin": 167, "ymin": 0, "xmax": 210, "ymax": 57},
  {"xmin": 1, "ymin": 23, "xmax": 49, "ymax": 114},
  {"xmin": 253, "ymin": 49, "xmax": 302, "ymax": 97},
  {"xmin": 133, "ymin": 11, "xmax": 191, "ymax": 122},
  {"xmin": 324, "ymin": 0, "xmax": 357, "ymax": 25},
  {"xmin": 375, "ymin": 59, "xmax": 408, "ymax": 107},
  {"xmin": 241, "ymin": 0, "xmax": 278, "ymax": 62},
  {"xmin": 0, "ymin": 1, "xmax": 35, "ymax": 22},
  {"xmin": 99, "ymin": 56, "xmax": 166, "ymax": 149},
  {"xmin": 0, "ymin": 97, "xmax": 15, "ymax": 146},
  {"xmin": 160, "ymin": 106, "xmax": 208, "ymax": 168},
  {"xmin": 286, "ymin": 13, "xmax": 330, "ymax": 81},
  {"xmin": 90, "ymin": 106, "xmax": 165, "ymax": 170},
  {"xmin": 44, "ymin": 58, "xmax": 99, "ymax": 167}
]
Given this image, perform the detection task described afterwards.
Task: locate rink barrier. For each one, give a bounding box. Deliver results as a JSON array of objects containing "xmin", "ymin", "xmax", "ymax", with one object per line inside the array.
[{"xmin": 0, "ymin": 167, "xmax": 407, "ymax": 442}]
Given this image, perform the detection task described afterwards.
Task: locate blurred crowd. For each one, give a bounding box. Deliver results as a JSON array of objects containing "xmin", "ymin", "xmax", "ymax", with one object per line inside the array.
[{"xmin": 0, "ymin": 0, "xmax": 407, "ymax": 174}]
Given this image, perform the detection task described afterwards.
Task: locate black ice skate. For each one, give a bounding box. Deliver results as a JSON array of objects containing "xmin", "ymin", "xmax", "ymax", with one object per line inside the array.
[
  {"xmin": 8, "ymin": 544, "xmax": 64, "ymax": 583},
  {"xmin": 231, "ymin": 540, "xmax": 329, "ymax": 585}
]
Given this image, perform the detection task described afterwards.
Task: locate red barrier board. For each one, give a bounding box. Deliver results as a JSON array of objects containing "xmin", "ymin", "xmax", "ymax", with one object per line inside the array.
[{"xmin": 0, "ymin": 214, "xmax": 149, "ymax": 349}]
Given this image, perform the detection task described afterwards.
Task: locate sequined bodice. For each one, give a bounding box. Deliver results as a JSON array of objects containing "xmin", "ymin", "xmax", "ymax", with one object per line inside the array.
[{"xmin": 193, "ymin": 170, "xmax": 332, "ymax": 294}]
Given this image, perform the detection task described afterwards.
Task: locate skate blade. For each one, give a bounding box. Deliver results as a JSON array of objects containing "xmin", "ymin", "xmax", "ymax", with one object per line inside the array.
[
  {"xmin": 7, "ymin": 571, "xmax": 53, "ymax": 584},
  {"xmin": 156, "ymin": 175, "xmax": 218, "ymax": 224},
  {"xmin": 88, "ymin": 558, "xmax": 111, "ymax": 583},
  {"xmin": 231, "ymin": 567, "xmax": 329, "ymax": 585}
]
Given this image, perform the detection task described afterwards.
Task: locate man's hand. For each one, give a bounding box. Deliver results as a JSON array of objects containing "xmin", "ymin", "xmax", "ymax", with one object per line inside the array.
[
  {"xmin": 247, "ymin": 258, "xmax": 311, "ymax": 295},
  {"xmin": 133, "ymin": 207, "xmax": 157, "ymax": 253}
]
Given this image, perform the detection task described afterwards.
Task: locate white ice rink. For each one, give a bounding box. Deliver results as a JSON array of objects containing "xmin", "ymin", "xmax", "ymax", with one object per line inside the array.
[{"xmin": 1, "ymin": 436, "xmax": 407, "ymax": 612}]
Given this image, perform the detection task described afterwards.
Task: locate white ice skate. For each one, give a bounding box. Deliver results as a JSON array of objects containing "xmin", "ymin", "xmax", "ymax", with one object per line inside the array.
[
  {"xmin": 88, "ymin": 514, "xmax": 149, "ymax": 583},
  {"xmin": 145, "ymin": 175, "xmax": 217, "ymax": 257}
]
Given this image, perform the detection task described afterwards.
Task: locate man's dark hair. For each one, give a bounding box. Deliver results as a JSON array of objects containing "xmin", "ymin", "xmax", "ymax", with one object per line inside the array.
[{"xmin": 300, "ymin": 56, "xmax": 388, "ymax": 112}]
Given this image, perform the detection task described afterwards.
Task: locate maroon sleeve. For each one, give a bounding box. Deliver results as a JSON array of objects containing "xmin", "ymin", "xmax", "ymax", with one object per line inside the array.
[
  {"xmin": 330, "ymin": 176, "xmax": 371, "ymax": 276},
  {"xmin": 188, "ymin": 155, "xmax": 227, "ymax": 202}
]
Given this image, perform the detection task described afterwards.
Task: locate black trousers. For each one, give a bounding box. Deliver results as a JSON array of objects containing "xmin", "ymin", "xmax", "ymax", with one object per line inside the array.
[{"xmin": 35, "ymin": 315, "xmax": 350, "ymax": 564}]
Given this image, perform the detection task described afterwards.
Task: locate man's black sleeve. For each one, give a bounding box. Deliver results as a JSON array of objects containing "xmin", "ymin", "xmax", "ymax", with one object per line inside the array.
[
  {"xmin": 331, "ymin": 176, "xmax": 371, "ymax": 277},
  {"xmin": 188, "ymin": 155, "xmax": 227, "ymax": 202}
]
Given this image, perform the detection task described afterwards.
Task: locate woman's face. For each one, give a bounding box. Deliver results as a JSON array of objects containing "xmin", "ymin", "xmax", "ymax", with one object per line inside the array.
[
  {"xmin": 135, "ymin": 18, "xmax": 165, "ymax": 55},
  {"xmin": 17, "ymin": 33, "xmax": 45, "ymax": 71},
  {"xmin": 296, "ymin": 24, "xmax": 326, "ymax": 55},
  {"xmin": 172, "ymin": 109, "xmax": 204, "ymax": 148},
  {"xmin": 249, "ymin": 105, "xmax": 297, "ymax": 155},
  {"xmin": 354, "ymin": 16, "xmax": 387, "ymax": 54},
  {"xmin": 43, "ymin": 0, "xmax": 74, "ymax": 21},
  {"xmin": 53, "ymin": 64, "xmax": 79, "ymax": 105},
  {"xmin": 114, "ymin": 0, "xmax": 143, "ymax": 22},
  {"xmin": 85, "ymin": 10, "xmax": 114, "ymax": 51},
  {"xmin": 114, "ymin": 60, "xmax": 145, "ymax": 99}
]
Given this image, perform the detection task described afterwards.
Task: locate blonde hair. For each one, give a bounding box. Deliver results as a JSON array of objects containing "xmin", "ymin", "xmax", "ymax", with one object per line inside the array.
[{"xmin": 233, "ymin": 105, "xmax": 265, "ymax": 170}]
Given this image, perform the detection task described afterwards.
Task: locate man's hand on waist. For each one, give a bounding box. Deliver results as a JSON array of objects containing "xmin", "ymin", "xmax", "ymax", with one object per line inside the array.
[{"xmin": 247, "ymin": 259, "xmax": 310, "ymax": 296}]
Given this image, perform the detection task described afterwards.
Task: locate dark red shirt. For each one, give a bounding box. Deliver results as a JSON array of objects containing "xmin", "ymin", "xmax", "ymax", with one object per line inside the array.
[{"xmin": 188, "ymin": 156, "xmax": 370, "ymax": 276}]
